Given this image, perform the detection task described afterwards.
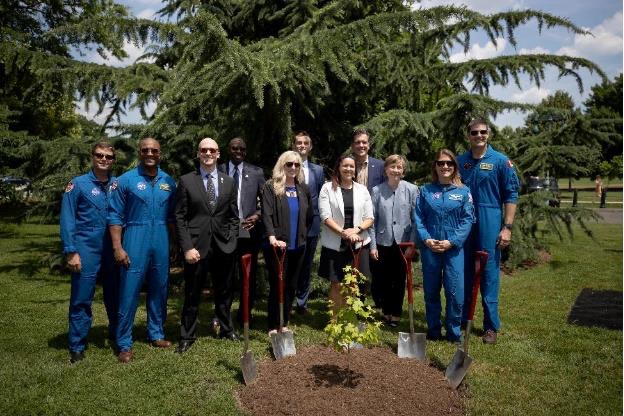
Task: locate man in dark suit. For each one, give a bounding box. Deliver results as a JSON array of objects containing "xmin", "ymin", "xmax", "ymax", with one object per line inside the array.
[
  {"xmin": 292, "ymin": 131, "xmax": 325, "ymax": 314},
  {"xmin": 217, "ymin": 137, "xmax": 266, "ymax": 326},
  {"xmin": 351, "ymin": 128, "xmax": 386, "ymax": 194},
  {"xmin": 351, "ymin": 128, "xmax": 386, "ymax": 308},
  {"xmin": 175, "ymin": 138, "xmax": 241, "ymax": 353}
]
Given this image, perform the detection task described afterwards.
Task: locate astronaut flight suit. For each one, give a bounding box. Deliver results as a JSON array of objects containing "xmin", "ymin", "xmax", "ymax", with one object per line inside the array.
[
  {"xmin": 60, "ymin": 170, "xmax": 119, "ymax": 353},
  {"xmin": 414, "ymin": 183, "xmax": 474, "ymax": 341},
  {"xmin": 108, "ymin": 165, "xmax": 177, "ymax": 352},
  {"xmin": 457, "ymin": 146, "xmax": 519, "ymax": 332}
]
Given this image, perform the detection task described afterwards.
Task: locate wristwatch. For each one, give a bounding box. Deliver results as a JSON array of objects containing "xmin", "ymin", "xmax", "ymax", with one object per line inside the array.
[{"xmin": 502, "ymin": 223, "xmax": 513, "ymax": 230}]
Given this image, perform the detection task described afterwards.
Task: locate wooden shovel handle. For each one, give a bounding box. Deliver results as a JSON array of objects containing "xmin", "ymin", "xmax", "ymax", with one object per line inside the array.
[
  {"xmin": 272, "ymin": 246, "xmax": 287, "ymax": 304},
  {"xmin": 398, "ymin": 242, "xmax": 416, "ymax": 305},
  {"xmin": 349, "ymin": 243, "xmax": 362, "ymax": 270},
  {"xmin": 467, "ymin": 251, "xmax": 489, "ymax": 320},
  {"xmin": 240, "ymin": 254, "xmax": 252, "ymax": 324}
]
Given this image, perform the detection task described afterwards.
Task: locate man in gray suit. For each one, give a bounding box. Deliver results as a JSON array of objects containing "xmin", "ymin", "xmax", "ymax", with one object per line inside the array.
[
  {"xmin": 292, "ymin": 131, "xmax": 325, "ymax": 314},
  {"xmin": 218, "ymin": 137, "xmax": 266, "ymax": 326}
]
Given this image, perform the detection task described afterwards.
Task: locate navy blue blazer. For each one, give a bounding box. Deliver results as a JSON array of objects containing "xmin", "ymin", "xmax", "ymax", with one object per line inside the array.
[
  {"xmin": 304, "ymin": 161, "xmax": 325, "ymax": 237},
  {"xmin": 366, "ymin": 156, "xmax": 386, "ymax": 194}
]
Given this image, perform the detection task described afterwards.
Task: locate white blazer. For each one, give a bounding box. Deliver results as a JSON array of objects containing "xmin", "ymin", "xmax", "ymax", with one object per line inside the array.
[{"xmin": 319, "ymin": 181, "xmax": 374, "ymax": 250}]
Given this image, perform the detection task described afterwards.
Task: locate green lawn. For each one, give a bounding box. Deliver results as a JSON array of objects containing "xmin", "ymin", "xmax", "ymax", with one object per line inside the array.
[
  {"xmin": 0, "ymin": 221, "xmax": 621, "ymax": 415},
  {"xmin": 558, "ymin": 177, "xmax": 623, "ymax": 190}
]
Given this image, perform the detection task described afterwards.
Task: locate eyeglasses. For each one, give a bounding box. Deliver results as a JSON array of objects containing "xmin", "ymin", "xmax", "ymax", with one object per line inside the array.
[
  {"xmin": 231, "ymin": 146, "xmax": 246, "ymax": 151},
  {"xmin": 140, "ymin": 148, "xmax": 160, "ymax": 155},
  {"xmin": 199, "ymin": 147, "xmax": 219, "ymax": 154},
  {"xmin": 435, "ymin": 161, "xmax": 455, "ymax": 168},
  {"xmin": 285, "ymin": 162, "xmax": 301, "ymax": 168},
  {"xmin": 470, "ymin": 129, "xmax": 488, "ymax": 136},
  {"xmin": 93, "ymin": 152, "xmax": 115, "ymax": 161}
]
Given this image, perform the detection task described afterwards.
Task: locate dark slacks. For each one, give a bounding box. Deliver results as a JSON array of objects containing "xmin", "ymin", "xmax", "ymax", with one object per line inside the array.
[
  {"xmin": 265, "ymin": 246, "xmax": 305, "ymax": 330},
  {"xmin": 180, "ymin": 248, "xmax": 235, "ymax": 341},
  {"xmin": 295, "ymin": 235, "xmax": 318, "ymax": 308},
  {"xmin": 376, "ymin": 243, "xmax": 407, "ymax": 317}
]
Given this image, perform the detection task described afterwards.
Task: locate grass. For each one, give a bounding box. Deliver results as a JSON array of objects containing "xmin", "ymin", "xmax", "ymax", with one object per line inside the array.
[
  {"xmin": 0, "ymin": 220, "xmax": 621, "ymax": 415},
  {"xmin": 558, "ymin": 177, "xmax": 622, "ymax": 190}
]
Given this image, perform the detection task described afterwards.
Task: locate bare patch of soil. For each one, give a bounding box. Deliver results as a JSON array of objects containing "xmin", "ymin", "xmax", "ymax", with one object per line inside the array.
[{"xmin": 236, "ymin": 346, "xmax": 463, "ymax": 416}]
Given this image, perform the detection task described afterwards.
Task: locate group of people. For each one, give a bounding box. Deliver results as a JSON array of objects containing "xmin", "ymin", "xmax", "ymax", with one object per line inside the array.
[{"xmin": 60, "ymin": 119, "xmax": 519, "ymax": 364}]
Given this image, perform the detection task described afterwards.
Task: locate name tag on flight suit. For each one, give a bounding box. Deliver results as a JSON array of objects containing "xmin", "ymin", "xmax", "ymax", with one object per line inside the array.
[{"xmin": 479, "ymin": 163, "xmax": 494, "ymax": 170}]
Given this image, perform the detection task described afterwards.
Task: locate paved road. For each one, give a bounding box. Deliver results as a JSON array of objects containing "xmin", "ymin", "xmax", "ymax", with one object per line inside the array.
[{"xmin": 593, "ymin": 208, "xmax": 622, "ymax": 224}]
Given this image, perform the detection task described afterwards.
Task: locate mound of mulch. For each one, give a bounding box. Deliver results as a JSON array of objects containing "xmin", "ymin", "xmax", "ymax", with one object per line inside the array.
[{"xmin": 236, "ymin": 346, "xmax": 463, "ymax": 416}]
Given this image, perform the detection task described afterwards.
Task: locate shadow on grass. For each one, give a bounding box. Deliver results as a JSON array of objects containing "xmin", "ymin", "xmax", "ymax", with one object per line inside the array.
[
  {"xmin": 549, "ymin": 259, "xmax": 578, "ymax": 270},
  {"xmin": 568, "ymin": 288, "xmax": 622, "ymax": 330}
]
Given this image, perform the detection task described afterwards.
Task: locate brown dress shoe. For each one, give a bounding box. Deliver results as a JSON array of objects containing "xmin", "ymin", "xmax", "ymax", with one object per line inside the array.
[
  {"xmin": 151, "ymin": 339, "xmax": 172, "ymax": 348},
  {"xmin": 482, "ymin": 329, "xmax": 497, "ymax": 344},
  {"xmin": 118, "ymin": 350, "xmax": 133, "ymax": 363}
]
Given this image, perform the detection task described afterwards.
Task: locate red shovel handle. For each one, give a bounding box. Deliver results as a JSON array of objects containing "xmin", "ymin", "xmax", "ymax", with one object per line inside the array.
[
  {"xmin": 467, "ymin": 251, "xmax": 489, "ymax": 320},
  {"xmin": 398, "ymin": 242, "xmax": 416, "ymax": 305},
  {"xmin": 272, "ymin": 245, "xmax": 287, "ymax": 304},
  {"xmin": 349, "ymin": 243, "xmax": 362, "ymax": 270},
  {"xmin": 240, "ymin": 254, "xmax": 252, "ymax": 324}
]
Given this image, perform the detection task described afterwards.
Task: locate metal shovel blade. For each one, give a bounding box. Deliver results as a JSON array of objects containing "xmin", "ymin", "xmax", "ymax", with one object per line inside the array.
[
  {"xmin": 240, "ymin": 350, "xmax": 257, "ymax": 385},
  {"xmin": 270, "ymin": 330, "xmax": 296, "ymax": 359},
  {"xmin": 445, "ymin": 349, "xmax": 473, "ymax": 389},
  {"xmin": 397, "ymin": 332, "xmax": 427, "ymax": 360}
]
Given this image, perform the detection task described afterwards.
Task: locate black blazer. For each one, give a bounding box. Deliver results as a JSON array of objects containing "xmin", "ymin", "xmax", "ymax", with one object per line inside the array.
[
  {"xmin": 175, "ymin": 170, "xmax": 239, "ymax": 257},
  {"xmin": 217, "ymin": 161, "xmax": 265, "ymax": 219},
  {"xmin": 261, "ymin": 181, "xmax": 313, "ymax": 248}
]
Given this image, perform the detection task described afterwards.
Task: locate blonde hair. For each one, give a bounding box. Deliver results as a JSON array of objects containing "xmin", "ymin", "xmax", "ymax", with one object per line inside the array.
[
  {"xmin": 271, "ymin": 151, "xmax": 304, "ymax": 196},
  {"xmin": 384, "ymin": 154, "xmax": 407, "ymax": 176},
  {"xmin": 431, "ymin": 149, "xmax": 462, "ymax": 187}
]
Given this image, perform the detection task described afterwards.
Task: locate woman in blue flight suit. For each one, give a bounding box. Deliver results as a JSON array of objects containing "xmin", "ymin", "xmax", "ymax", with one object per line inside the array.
[
  {"xmin": 414, "ymin": 149, "xmax": 474, "ymax": 342},
  {"xmin": 60, "ymin": 142, "xmax": 119, "ymax": 363}
]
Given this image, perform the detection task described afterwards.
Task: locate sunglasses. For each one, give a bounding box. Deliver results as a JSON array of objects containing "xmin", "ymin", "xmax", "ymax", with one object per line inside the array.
[
  {"xmin": 231, "ymin": 146, "xmax": 246, "ymax": 151},
  {"xmin": 199, "ymin": 147, "xmax": 219, "ymax": 154},
  {"xmin": 470, "ymin": 129, "xmax": 489, "ymax": 136},
  {"xmin": 140, "ymin": 148, "xmax": 160, "ymax": 155},
  {"xmin": 285, "ymin": 162, "xmax": 301, "ymax": 168},
  {"xmin": 435, "ymin": 160, "xmax": 455, "ymax": 168},
  {"xmin": 93, "ymin": 152, "xmax": 115, "ymax": 161}
]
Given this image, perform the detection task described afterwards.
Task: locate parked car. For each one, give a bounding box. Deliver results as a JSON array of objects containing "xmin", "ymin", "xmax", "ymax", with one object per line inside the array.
[{"xmin": 523, "ymin": 175, "xmax": 560, "ymax": 207}]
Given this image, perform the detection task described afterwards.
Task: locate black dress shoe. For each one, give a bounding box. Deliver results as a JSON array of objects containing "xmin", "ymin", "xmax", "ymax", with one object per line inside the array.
[
  {"xmin": 69, "ymin": 351, "xmax": 85, "ymax": 364},
  {"xmin": 176, "ymin": 340, "xmax": 194, "ymax": 354},
  {"xmin": 220, "ymin": 332, "xmax": 241, "ymax": 342}
]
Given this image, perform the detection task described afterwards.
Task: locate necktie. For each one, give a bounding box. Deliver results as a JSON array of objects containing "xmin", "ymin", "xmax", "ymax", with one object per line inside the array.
[
  {"xmin": 206, "ymin": 174, "xmax": 216, "ymax": 212},
  {"xmin": 233, "ymin": 165, "xmax": 239, "ymax": 193}
]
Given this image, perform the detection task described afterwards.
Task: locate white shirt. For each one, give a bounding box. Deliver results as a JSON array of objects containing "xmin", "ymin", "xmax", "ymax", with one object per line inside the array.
[
  {"xmin": 228, "ymin": 161, "xmax": 243, "ymax": 217},
  {"xmin": 302, "ymin": 160, "xmax": 310, "ymax": 185}
]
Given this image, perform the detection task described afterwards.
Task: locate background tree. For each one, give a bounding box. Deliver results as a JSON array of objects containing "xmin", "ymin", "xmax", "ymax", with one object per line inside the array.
[
  {"xmin": 584, "ymin": 73, "xmax": 623, "ymax": 173},
  {"xmin": 1, "ymin": 0, "xmax": 611, "ymax": 268}
]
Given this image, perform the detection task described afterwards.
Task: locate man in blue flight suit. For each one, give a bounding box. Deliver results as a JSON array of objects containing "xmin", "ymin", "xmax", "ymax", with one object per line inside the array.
[
  {"xmin": 108, "ymin": 138, "xmax": 177, "ymax": 363},
  {"xmin": 61, "ymin": 141, "xmax": 119, "ymax": 363},
  {"xmin": 292, "ymin": 131, "xmax": 325, "ymax": 315},
  {"xmin": 457, "ymin": 119, "xmax": 519, "ymax": 344}
]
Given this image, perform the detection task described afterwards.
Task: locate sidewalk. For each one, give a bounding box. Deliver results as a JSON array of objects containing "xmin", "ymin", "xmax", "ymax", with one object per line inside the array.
[{"xmin": 591, "ymin": 208, "xmax": 623, "ymax": 225}]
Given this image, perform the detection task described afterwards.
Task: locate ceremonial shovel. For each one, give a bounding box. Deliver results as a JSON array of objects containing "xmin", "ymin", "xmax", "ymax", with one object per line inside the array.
[
  {"xmin": 397, "ymin": 242, "xmax": 426, "ymax": 360},
  {"xmin": 270, "ymin": 246, "xmax": 296, "ymax": 359},
  {"xmin": 445, "ymin": 250, "xmax": 489, "ymax": 389},
  {"xmin": 239, "ymin": 254, "xmax": 257, "ymax": 385}
]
